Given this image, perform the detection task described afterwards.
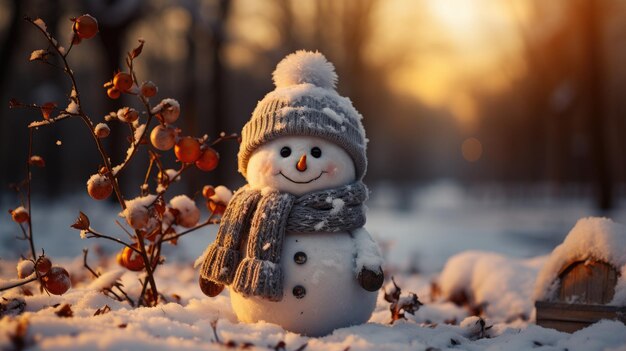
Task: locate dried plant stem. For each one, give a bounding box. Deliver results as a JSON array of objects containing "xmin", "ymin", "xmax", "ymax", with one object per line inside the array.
[
  {"xmin": 0, "ymin": 275, "xmax": 39, "ymax": 292},
  {"xmin": 84, "ymin": 228, "xmax": 141, "ymax": 253},
  {"xmin": 163, "ymin": 216, "xmax": 220, "ymax": 244},
  {"xmin": 25, "ymin": 128, "xmax": 36, "ymax": 260},
  {"xmin": 135, "ymin": 232, "xmax": 158, "ymax": 306},
  {"xmin": 24, "ymin": 17, "xmax": 126, "ymax": 211},
  {"xmin": 82, "ymin": 249, "xmax": 134, "ymax": 306}
]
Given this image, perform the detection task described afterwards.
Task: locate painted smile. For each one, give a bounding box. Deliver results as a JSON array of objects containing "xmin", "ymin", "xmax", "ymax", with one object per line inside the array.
[{"xmin": 278, "ymin": 171, "xmax": 326, "ymax": 184}]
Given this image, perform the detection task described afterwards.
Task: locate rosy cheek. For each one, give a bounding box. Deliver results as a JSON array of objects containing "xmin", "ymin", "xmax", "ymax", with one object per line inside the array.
[
  {"xmin": 259, "ymin": 161, "xmax": 275, "ymax": 176},
  {"xmin": 324, "ymin": 162, "xmax": 339, "ymax": 176}
]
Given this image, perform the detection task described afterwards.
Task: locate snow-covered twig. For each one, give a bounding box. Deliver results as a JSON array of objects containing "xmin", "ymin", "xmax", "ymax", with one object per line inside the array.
[
  {"xmin": 384, "ymin": 277, "xmax": 423, "ymax": 324},
  {"xmin": 0, "ymin": 275, "xmax": 38, "ymax": 292}
]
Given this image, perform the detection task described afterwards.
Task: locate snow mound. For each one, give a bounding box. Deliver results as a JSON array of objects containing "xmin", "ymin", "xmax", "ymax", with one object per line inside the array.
[
  {"xmin": 437, "ymin": 251, "xmax": 545, "ymax": 322},
  {"xmin": 533, "ymin": 217, "xmax": 626, "ymax": 305},
  {"xmin": 272, "ymin": 50, "xmax": 337, "ymax": 90},
  {"xmin": 87, "ymin": 269, "xmax": 125, "ymax": 291}
]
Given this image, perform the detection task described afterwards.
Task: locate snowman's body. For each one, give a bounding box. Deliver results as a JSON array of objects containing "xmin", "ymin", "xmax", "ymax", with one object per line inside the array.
[
  {"xmin": 231, "ymin": 230, "xmax": 377, "ymax": 336},
  {"xmin": 229, "ymin": 136, "xmax": 381, "ymax": 336},
  {"xmin": 199, "ymin": 51, "xmax": 383, "ymax": 337}
]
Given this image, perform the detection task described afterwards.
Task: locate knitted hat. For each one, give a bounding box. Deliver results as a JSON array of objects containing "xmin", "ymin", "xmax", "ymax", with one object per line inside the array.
[{"xmin": 238, "ymin": 51, "xmax": 368, "ymax": 180}]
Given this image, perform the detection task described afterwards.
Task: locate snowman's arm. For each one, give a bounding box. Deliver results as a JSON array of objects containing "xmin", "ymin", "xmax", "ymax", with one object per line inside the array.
[{"xmin": 351, "ymin": 227, "xmax": 384, "ymax": 274}]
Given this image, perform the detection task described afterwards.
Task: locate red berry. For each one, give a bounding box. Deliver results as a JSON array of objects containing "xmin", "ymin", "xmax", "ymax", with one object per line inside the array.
[
  {"xmin": 42, "ymin": 266, "xmax": 71, "ymax": 295},
  {"xmin": 11, "ymin": 207, "xmax": 29, "ymax": 223},
  {"xmin": 141, "ymin": 81, "xmax": 158, "ymax": 98},
  {"xmin": 36, "ymin": 257, "xmax": 52, "ymax": 274},
  {"xmin": 202, "ymin": 185, "xmax": 216, "ymax": 199}
]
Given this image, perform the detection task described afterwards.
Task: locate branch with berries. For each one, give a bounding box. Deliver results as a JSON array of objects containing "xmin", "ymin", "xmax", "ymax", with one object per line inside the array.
[{"xmin": 7, "ymin": 14, "xmax": 238, "ymax": 307}]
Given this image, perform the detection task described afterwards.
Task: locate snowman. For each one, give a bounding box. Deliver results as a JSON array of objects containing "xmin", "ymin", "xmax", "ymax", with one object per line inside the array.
[{"xmin": 198, "ymin": 51, "xmax": 384, "ymax": 336}]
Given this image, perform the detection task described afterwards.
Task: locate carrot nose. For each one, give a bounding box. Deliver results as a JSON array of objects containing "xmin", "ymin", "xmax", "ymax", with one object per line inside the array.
[{"xmin": 296, "ymin": 154, "xmax": 307, "ymax": 172}]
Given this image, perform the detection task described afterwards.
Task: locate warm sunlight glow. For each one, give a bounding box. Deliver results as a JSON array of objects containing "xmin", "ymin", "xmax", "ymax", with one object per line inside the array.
[
  {"xmin": 426, "ymin": 0, "xmax": 483, "ymax": 40},
  {"xmin": 462, "ymin": 137, "xmax": 483, "ymax": 162}
]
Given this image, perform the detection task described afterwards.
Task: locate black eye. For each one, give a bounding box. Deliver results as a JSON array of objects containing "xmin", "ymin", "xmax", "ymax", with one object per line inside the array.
[
  {"xmin": 311, "ymin": 147, "xmax": 322, "ymax": 158},
  {"xmin": 280, "ymin": 147, "xmax": 292, "ymax": 158}
]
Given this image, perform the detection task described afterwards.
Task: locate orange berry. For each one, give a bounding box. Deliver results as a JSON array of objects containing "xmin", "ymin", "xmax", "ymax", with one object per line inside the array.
[
  {"xmin": 208, "ymin": 200, "xmax": 227, "ymax": 215},
  {"xmin": 87, "ymin": 174, "xmax": 113, "ymax": 200},
  {"xmin": 141, "ymin": 81, "xmax": 158, "ymax": 98},
  {"xmin": 113, "ymin": 72, "xmax": 133, "ymax": 93},
  {"xmin": 107, "ymin": 87, "xmax": 120, "ymax": 99},
  {"xmin": 174, "ymin": 137, "xmax": 201, "ymax": 163},
  {"xmin": 150, "ymin": 125, "xmax": 177, "ymax": 151},
  {"xmin": 11, "ymin": 207, "xmax": 29, "ymax": 223},
  {"xmin": 73, "ymin": 14, "xmax": 98, "ymax": 40},
  {"xmin": 120, "ymin": 246, "xmax": 144, "ymax": 271},
  {"xmin": 195, "ymin": 147, "xmax": 220, "ymax": 172}
]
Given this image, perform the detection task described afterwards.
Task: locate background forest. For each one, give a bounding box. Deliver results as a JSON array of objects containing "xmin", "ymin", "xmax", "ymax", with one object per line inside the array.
[{"xmin": 1, "ymin": 0, "xmax": 625, "ymax": 212}]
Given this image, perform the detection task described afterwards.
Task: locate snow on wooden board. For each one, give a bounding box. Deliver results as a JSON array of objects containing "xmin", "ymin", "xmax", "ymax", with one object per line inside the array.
[
  {"xmin": 534, "ymin": 217, "xmax": 626, "ymax": 305},
  {"xmin": 1, "ymin": 258, "xmax": 626, "ymax": 350}
]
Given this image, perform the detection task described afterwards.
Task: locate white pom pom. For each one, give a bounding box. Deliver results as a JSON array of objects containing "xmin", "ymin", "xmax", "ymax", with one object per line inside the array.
[{"xmin": 272, "ymin": 50, "xmax": 338, "ymax": 89}]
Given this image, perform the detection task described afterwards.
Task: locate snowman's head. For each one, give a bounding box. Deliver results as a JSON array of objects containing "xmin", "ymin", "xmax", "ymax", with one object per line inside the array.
[
  {"xmin": 246, "ymin": 136, "xmax": 355, "ymax": 196},
  {"xmin": 238, "ymin": 51, "xmax": 368, "ymax": 184}
]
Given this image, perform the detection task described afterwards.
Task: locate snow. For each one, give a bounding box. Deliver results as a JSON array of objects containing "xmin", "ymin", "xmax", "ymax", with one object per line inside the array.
[
  {"xmin": 327, "ymin": 197, "xmax": 345, "ymax": 215},
  {"xmin": 133, "ymin": 123, "xmax": 146, "ymax": 143},
  {"xmin": 33, "ymin": 18, "xmax": 47, "ymax": 32},
  {"xmin": 1, "ymin": 258, "xmax": 626, "ymax": 350},
  {"xmin": 533, "ymin": 217, "xmax": 626, "ymax": 305},
  {"xmin": 322, "ymin": 107, "xmax": 346, "ymax": 124},
  {"xmin": 151, "ymin": 98, "xmax": 180, "ymax": 124},
  {"xmin": 94, "ymin": 123, "xmax": 110, "ymax": 138},
  {"xmin": 209, "ymin": 185, "xmax": 232, "ymax": 204},
  {"xmin": 29, "ymin": 49, "xmax": 47, "ymax": 61},
  {"xmin": 12, "ymin": 206, "xmax": 29, "ymax": 218},
  {"xmin": 120, "ymin": 195, "xmax": 157, "ymax": 230},
  {"xmin": 272, "ymin": 50, "xmax": 338, "ymax": 90},
  {"xmin": 2, "ymin": 184, "xmax": 626, "ymax": 349},
  {"xmin": 16, "ymin": 260, "xmax": 35, "ymax": 279},
  {"xmin": 86, "ymin": 269, "xmax": 125, "ymax": 292},
  {"xmin": 66, "ymin": 100, "xmax": 79, "ymax": 114},
  {"xmin": 86, "ymin": 173, "xmax": 107, "ymax": 189},
  {"xmin": 352, "ymin": 227, "xmax": 384, "ymax": 272},
  {"xmin": 169, "ymin": 195, "xmax": 200, "ymax": 228},
  {"xmin": 437, "ymin": 251, "xmax": 545, "ymax": 322}
]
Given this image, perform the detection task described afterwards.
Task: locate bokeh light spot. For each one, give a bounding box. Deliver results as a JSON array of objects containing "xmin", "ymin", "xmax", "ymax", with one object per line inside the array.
[{"xmin": 462, "ymin": 137, "xmax": 483, "ymax": 162}]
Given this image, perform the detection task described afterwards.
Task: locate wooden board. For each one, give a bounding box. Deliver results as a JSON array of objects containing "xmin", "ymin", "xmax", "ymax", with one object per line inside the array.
[
  {"xmin": 558, "ymin": 260, "xmax": 618, "ymax": 304},
  {"xmin": 536, "ymin": 301, "xmax": 626, "ymax": 333}
]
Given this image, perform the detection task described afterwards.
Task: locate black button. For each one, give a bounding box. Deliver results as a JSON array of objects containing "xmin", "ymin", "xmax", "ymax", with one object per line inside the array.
[
  {"xmin": 293, "ymin": 285, "xmax": 306, "ymax": 299},
  {"xmin": 294, "ymin": 251, "xmax": 307, "ymax": 264}
]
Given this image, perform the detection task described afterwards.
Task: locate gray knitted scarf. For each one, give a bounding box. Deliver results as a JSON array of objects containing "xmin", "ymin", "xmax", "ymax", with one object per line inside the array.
[{"xmin": 199, "ymin": 181, "xmax": 368, "ymax": 301}]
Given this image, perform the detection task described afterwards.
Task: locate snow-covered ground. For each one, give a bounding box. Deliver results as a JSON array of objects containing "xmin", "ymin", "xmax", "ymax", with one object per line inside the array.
[{"xmin": 1, "ymin": 182, "xmax": 626, "ymax": 350}]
